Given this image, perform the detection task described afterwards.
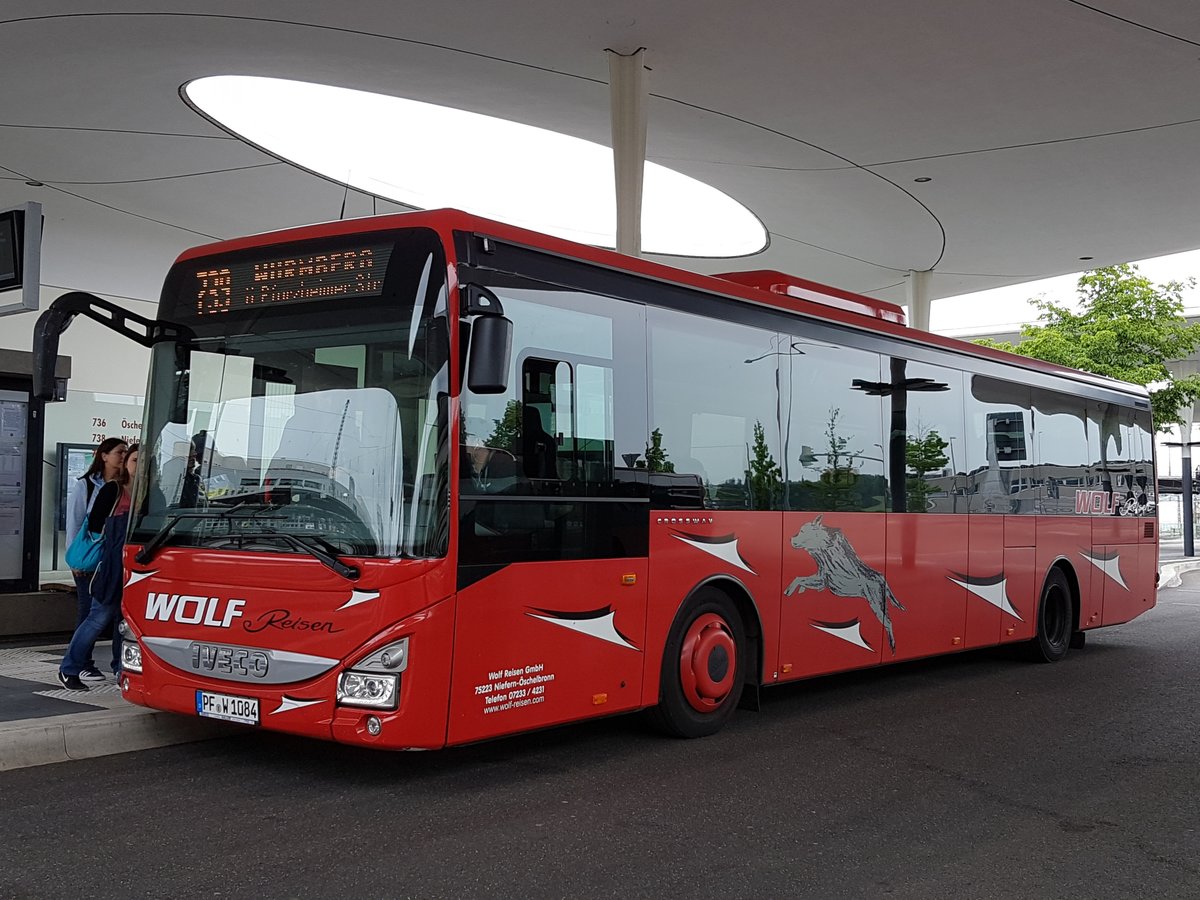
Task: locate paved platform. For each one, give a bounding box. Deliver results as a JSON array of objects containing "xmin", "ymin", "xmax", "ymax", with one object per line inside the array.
[
  {"xmin": 3, "ymin": 548, "xmax": 1199, "ymax": 772},
  {"xmin": 0, "ymin": 639, "xmax": 237, "ymax": 772}
]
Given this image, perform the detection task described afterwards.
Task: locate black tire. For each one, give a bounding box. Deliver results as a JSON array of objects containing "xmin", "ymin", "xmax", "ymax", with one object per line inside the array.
[
  {"xmin": 1027, "ymin": 568, "xmax": 1074, "ymax": 663},
  {"xmin": 649, "ymin": 587, "xmax": 746, "ymax": 738}
]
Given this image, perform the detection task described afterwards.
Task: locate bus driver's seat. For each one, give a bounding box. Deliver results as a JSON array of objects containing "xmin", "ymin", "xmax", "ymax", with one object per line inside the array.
[{"xmin": 522, "ymin": 406, "xmax": 557, "ymax": 479}]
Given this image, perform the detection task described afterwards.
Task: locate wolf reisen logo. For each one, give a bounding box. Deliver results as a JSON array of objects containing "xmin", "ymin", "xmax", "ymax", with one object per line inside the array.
[
  {"xmin": 785, "ymin": 515, "xmax": 907, "ymax": 652},
  {"xmin": 145, "ymin": 592, "xmax": 246, "ymax": 628}
]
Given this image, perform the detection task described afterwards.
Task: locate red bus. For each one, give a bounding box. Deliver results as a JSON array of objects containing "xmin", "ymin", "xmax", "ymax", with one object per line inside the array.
[{"xmin": 33, "ymin": 209, "xmax": 1158, "ymax": 748}]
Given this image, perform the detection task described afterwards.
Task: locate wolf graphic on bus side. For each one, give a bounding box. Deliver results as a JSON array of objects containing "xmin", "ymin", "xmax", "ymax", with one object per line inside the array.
[{"xmin": 785, "ymin": 515, "xmax": 907, "ymax": 652}]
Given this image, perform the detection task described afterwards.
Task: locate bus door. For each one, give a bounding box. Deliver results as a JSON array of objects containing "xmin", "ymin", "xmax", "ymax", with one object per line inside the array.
[
  {"xmin": 449, "ymin": 282, "xmax": 649, "ymax": 744},
  {"xmin": 777, "ymin": 339, "xmax": 889, "ymax": 678},
  {"xmin": 1089, "ymin": 400, "xmax": 1154, "ymax": 626},
  {"xmin": 881, "ymin": 359, "xmax": 968, "ymax": 662},
  {"xmin": 963, "ymin": 380, "xmax": 1038, "ymax": 648}
]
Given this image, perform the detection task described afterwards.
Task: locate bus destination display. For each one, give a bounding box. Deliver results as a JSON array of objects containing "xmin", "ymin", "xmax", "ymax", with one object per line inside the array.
[{"xmin": 192, "ymin": 243, "xmax": 393, "ymax": 316}]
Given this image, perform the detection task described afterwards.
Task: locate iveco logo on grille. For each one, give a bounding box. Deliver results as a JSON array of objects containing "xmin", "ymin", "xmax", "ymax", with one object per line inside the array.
[{"xmin": 191, "ymin": 641, "xmax": 270, "ymax": 679}]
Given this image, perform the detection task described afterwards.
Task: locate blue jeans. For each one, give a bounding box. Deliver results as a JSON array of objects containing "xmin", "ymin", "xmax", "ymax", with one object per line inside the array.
[
  {"xmin": 72, "ymin": 570, "xmax": 98, "ymax": 670},
  {"xmin": 61, "ymin": 590, "xmax": 122, "ymax": 678}
]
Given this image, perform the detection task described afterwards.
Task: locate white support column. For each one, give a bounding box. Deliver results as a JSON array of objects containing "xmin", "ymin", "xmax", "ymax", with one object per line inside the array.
[
  {"xmin": 907, "ymin": 269, "xmax": 932, "ymax": 331},
  {"xmin": 607, "ymin": 48, "xmax": 647, "ymax": 257}
]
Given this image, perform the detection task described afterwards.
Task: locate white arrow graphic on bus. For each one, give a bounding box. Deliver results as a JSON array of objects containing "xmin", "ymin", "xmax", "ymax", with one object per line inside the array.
[
  {"xmin": 811, "ymin": 618, "xmax": 873, "ymax": 651},
  {"xmin": 1080, "ymin": 551, "xmax": 1128, "ymax": 590},
  {"xmin": 336, "ymin": 589, "xmax": 380, "ymax": 611},
  {"xmin": 527, "ymin": 607, "xmax": 640, "ymax": 650},
  {"xmin": 271, "ymin": 696, "xmax": 325, "ymax": 715},
  {"xmin": 671, "ymin": 531, "xmax": 756, "ymax": 575},
  {"xmin": 125, "ymin": 570, "xmax": 158, "ymax": 588},
  {"xmin": 948, "ymin": 573, "xmax": 1023, "ymax": 620}
]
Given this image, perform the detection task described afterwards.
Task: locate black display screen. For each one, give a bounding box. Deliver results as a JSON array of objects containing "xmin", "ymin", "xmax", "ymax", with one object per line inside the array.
[
  {"xmin": 189, "ymin": 242, "xmax": 393, "ymax": 317},
  {"xmin": 0, "ymin": 210, "xmax": 21, "ymax": 291}
]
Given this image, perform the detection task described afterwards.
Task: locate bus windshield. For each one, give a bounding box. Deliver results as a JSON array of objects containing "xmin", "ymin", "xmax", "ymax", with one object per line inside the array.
[{"xmin": 132, "ymin": 318, "xmax": 449, "ymax": 560}]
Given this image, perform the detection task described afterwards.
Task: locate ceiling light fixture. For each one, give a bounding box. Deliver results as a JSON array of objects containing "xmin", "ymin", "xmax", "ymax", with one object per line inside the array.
[
  {"xmin": 913, "ymin": 177, "xmax": 932, "ymax": 183},
  {"xmin": 183, "ymin": 76, "xmax": 767, "ymax": 258}
]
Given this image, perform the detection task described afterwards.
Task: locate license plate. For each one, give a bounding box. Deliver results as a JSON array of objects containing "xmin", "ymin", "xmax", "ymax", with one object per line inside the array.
[{"xmin": 195, "ymin": 690, "xmax": 259, "ymax": 725}]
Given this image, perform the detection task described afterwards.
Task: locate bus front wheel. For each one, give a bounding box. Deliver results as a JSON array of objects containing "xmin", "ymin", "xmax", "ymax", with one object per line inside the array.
[
  {"xmin": 650, "ymin": 588, "xmax": 745, "ymax": 738},
  {"xmin": 1028, "ymin": 568, "xmax": 1074, "ymax": 663}
]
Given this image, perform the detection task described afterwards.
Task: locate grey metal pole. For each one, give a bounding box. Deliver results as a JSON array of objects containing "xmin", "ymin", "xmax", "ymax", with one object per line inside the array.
[{"xmin": 1184, "ymin": 441, "xmax": 1194, "ymax": 557}]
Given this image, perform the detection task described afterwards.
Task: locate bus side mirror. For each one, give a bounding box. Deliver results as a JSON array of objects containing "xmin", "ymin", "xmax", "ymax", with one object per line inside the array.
[{"xmin": 467, "ymin": 314, "xmax": 512, "ymax": 394}]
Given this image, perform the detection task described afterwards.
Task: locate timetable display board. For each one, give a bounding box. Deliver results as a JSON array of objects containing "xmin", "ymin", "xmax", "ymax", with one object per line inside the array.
[{"xmin": 57, "ymin": 443, "xmax": 96, "ymax": 531}]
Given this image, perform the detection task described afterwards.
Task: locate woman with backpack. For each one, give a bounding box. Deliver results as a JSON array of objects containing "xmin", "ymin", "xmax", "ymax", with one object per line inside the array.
[
  {"xmin": 63, "ymin": 437, "xmax": 127, "ymax": 683},
  {"xmin": 59, "ymin": 443, "xmax": 138, "ymax": 691}
]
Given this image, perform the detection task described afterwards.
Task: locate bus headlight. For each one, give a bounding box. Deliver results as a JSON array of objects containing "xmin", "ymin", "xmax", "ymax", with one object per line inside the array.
[
  {"xmin": 121, "ymin": 641, "xmax": 143, "ymax": 673},
  {"xmin": 352, "ymin": 637, "xmax": 410, "ymax": 673},
  {"xmin": 337, "ymin": 672, "xmax": 398, "ymax": 709}
]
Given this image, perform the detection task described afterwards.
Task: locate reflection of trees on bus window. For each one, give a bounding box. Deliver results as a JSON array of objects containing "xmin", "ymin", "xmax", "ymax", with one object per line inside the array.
[
  {"xmin": 905, "ymin": 426, "xmax": 949, "ymax": 513},
  {"xmin": 1087, "ymin": 399, "xmax": 1155, "ymax": 515},
  {"xmin": 649, "ymin": 308, "xmax": 783, "ymax": 510},
  {"xmin": 786, "ymin": 341, "xmax": 885, "ymax": 512},
  {"xmin": 639, "ymin": 428, "xmax": 674, "ymax": 473},
  {"xmin": 748, "ymin": 420, "xmax": 782, "ymax": 510},
  {"xmin": 1030, "ymin": 387, "xmax": 1090, "ymax": 516}
]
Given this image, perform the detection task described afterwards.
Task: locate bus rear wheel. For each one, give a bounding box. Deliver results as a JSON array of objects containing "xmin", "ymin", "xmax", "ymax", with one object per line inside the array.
[
  {"xmin": 651, "ymin": 588, "xmax": 745, "ymax": 738},
  {"xmin": 1028, "ymin": 568, "xmax": 1073, "ymax": 663}
]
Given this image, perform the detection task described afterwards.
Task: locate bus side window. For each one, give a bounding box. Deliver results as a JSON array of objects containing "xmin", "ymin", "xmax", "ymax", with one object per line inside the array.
[{"xmin": 521, "ymin": 358, "xmax": 569, "ymax": 480}]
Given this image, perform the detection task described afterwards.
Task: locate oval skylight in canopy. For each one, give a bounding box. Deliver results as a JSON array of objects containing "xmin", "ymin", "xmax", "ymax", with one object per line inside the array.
[{"xmin": 184, "ymin": 76, "xmax": 767, "ymax": 257}]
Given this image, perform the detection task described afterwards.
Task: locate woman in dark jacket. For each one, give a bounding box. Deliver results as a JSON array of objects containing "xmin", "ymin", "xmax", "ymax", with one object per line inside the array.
[
  {"xmin": 65, "ymin": 437, "xmax": 127, "ymax": 681},
  {"xmin": 58, "ymin": 445, "xmax": 138, "ymax": 691}
]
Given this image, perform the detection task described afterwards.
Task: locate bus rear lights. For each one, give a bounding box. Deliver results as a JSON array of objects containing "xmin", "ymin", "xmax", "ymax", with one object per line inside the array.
[
  {"xmin": 121, "ymin": 641, "xmax": 144, "ymax": 674},
  {"xmin": 337, "ymin": 672, "xmax": 398, "ymax": 710}
]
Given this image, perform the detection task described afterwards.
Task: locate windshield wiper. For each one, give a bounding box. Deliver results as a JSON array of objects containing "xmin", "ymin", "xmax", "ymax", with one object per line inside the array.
[
  {"xmin": 228, "ymin": 529, "xmax": 360, "ymax": 580},
  {"xmin": 133, "ymin": 501, "xmax": 283, "ymax": 565}
]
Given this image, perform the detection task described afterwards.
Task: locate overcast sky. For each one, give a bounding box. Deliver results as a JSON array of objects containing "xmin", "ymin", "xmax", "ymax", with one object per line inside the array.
[{"xmin": 933, "ymin": 248, "xmax": 1200, "ymax": 338}]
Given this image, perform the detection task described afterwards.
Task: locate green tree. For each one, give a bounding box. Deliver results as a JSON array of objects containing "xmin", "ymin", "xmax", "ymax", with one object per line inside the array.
[
  {"xmin": 974, "ymin": 264, "xmax": 1200, "ymax": 429},
  {"xmin": 640, "ymin": 427, "xmax": 675, "ymax": 473},
  {"xmin": 905, "ymin": 427, "xmax": 949, "ymax": 512},
  {"xmin": 747, "ymin": 420, "xmax": 782, "ymax": 509},
  {"xmin": 817, "ymin": 407, "xmax": 863, "ymax": 511},
  {"xmin": 486, "ymin": 401, "xmax": 523, "ymax": 453}
]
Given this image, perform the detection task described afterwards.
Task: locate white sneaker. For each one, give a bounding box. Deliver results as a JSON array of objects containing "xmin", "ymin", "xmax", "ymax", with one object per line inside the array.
[{"xmin": 79, "ymin": 667, "xmax": 107, "ymax": 682}]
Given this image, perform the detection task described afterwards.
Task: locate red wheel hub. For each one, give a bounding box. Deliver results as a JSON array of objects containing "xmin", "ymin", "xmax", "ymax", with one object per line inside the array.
[{"xmin": 678, "ymin": 612, "xmax": 737, "ymax": 713}]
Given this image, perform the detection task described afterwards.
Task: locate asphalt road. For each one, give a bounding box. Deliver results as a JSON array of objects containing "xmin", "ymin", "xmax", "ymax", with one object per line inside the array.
[{"xmin": 3, "ymin": 578, "xmax": 1199, "ymax": 900}]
